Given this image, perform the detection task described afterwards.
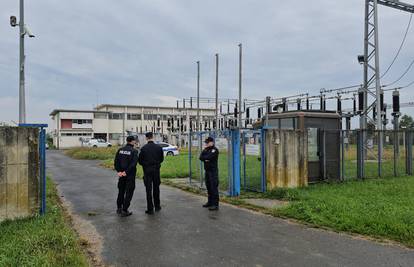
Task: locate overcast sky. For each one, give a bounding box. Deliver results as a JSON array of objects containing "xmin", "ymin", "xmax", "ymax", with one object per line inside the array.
[{"xmin": 0, "ymin": 0, "xmax": 413, "ymax": 125}]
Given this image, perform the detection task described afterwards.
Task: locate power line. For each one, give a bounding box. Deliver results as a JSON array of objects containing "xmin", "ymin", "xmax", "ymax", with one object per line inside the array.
[
  {"xmin": 381, "ymin": 14, "xmax": 413, "ymax": 78},
  {"xmin": 404, "ymin": 80, "xmax": 414, "ymax": 88},
  {"xmin": 385, "ymin": 58, "xmax": 414, "ymax": 87}
]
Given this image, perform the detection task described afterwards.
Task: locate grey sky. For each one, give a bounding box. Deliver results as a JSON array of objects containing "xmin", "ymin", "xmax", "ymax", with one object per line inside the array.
[{"xmin": 0, "ymin": 0, "xmax": 413, "ymax": 125}]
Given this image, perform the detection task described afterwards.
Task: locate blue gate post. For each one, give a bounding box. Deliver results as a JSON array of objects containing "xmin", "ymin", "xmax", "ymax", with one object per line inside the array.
[
  {"xmin": 189, "ymin": 132, "xmax": 192, "ymax": 184},
  {"xmin": 230, "ymin": 129, "xmax": 241, "ymax": 196},
  {"xmin": 19, "ymin": 123, "xmax": 48, "ymax": 215}
]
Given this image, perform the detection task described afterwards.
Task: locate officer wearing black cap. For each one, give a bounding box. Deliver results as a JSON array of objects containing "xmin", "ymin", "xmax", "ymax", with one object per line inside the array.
[
  {"xmin": 114, "ymin": 136, "xmax": 139, "ymax": 217},
  {"xmin": 199, "ymin": 136, "xmax": 220, "ymax": 210},
  {"xmin": 138, "ymin": 132, "xmax": 164, "ymax": 214}
]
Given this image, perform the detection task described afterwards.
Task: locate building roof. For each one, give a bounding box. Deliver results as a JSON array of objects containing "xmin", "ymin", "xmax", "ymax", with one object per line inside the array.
[
  {"xmin": 95, "ymin": 104, "xmax": 215, "ymax": 111},
  {"xmin": 50, "ymin": 104, "xmax": 215, "ymax": 117},
  {"xmin": 49, "ymin": 109, "xmax": 109, "ymax": 116}
]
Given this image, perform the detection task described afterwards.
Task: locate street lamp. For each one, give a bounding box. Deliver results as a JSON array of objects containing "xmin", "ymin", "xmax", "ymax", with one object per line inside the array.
[{"xmin": 10, "ymin": 0, "xmax": 36, "ymax": 124}]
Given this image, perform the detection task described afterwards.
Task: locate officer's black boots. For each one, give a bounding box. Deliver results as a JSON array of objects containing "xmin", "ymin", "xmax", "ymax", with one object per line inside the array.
[
  {"xmin": 202, "ymin": 202, "xmax": 211, "ymax": 208},
  {"xmin": 120, "ymin": 210, "xmax": 133, "ymax": 217},
  {"xmin": 116, "ymin": 208, "xmax": 122, "ymax": 215},
  {"xmin": 208, "ymin": 206, "xmax": 219, "ymax": 211},
  {"xmin": 155, "ymin": 206, "xmax": 161, "ymax": 212},
  {"xmin": 145, "ymin": 210, "xmax": 154, "ymax": 215}
]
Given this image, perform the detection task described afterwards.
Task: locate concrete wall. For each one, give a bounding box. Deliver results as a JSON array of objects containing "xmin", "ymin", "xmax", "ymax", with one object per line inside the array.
[
  {"xmin": 0, "ymin": 127, "xmax": 39, "ymax": 222},
  {"xmin": 265, "ymin": 129, "xmax": 308, "ymax": 189}
]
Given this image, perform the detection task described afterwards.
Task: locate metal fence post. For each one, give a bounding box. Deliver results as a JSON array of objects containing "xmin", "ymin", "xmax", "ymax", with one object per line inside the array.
[
  {"xmin": 260, "ymin": 128, "xmax": 266, "ymax": 192},
  {"xmin": 393, "ymin": 130, "xmax": 397, "ymax": 177},
  {"xmin": 357, "ymin": 130, "xmax": 364, "ymax": 179},
  {"xmin": 406, "ymin": 131, "xmax": 413, "ymax": 175},
  {"xmin": 242, "ymin": 131, "xmax": 246, "ymax": 191},
  {"xmin": 189, "ymin": 132, "xmax": 192, "ymax": 184},
  {"xmin": 340, "ymin": 130, "xmax": 345, "ymax": 181},
  {"xmin": 230, "ymin": 129, "xmax": 241, "ymax": 196}
]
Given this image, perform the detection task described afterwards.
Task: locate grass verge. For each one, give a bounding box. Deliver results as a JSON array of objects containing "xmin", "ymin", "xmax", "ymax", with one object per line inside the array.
[{"xmin": 0, "ymin": 177, "xmax": 89, "ymax": 267}]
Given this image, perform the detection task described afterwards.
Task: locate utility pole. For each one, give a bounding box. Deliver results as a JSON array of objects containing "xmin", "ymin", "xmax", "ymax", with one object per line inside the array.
[
  {"xmin": 19, "ymin": 0, "xmax": 26, "ymax": 124},
  {"xmin": 215, "ymin": 53, "xmax": 219, "ymax": 130},
  {"xmin": 197, "ymin": 61, "xmax": 200, "ymax": 131},
  {"xmin": 360, "ymin": 0, "xmax": 414, "ymax": 177},
  {"xmin": 238, "ymin": 43, "xmax": 243, "ymax": 128}
]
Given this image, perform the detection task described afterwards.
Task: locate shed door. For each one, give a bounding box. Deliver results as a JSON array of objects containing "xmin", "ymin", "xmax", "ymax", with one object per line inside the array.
[{"xmin": 307, "ymin": 128, "xmax": 321, "ymax": 182}]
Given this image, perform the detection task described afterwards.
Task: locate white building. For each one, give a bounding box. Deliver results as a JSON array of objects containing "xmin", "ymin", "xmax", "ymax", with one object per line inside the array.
[{"xmin": 49, "ymin": 104, "xmax": 215, "ymax": 149}]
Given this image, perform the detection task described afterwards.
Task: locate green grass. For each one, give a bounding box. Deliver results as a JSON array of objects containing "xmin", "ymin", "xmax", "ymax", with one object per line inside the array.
[
  {"xmin": 0, "ymin": 178, "xmax": 89, "ymax": 267},
  {"xmin": 265, "ymin": 176, "xmax": 414, "ymax": 248}
]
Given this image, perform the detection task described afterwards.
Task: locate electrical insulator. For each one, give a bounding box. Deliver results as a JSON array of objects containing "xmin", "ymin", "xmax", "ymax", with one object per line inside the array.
[
  {"xmin": 373, "ymin": 105, "xmax": 376, "ymax": 120},
  {"xmin": 346, "ymin": 117, "xmax": 351, "ymax": 131},
  {"xmin": 337, "ymin": 98, "xmax": 342, "ymax": 114},
  {"xmin": 282, "ymin": 98, "xmax": 287, "ymax": 112},
  {"xmin": 227, "ymin": 103, "xmax": 230, "ymax": 113},
  {"xmin": 358, "ymin": 89, "xmax": 364, "ymax": 112},
  {"xmin": 320, "ymin": 95, "xmax": 326, "ymax": 111},
  {"xmin": 380, "ymin": 90, "xmax": 384, "ymax": 111},
  {"xmin": 246, "ymin": 107, "xmax": 250, "ymax": 118},
  {"xmin": 208, "ymin": 120, "xmax": 211, "ymax": 129},
  {"xmin": 297, "ymin": 99, "xmax": 301, "ymax": 110},
  {"xmin": 234, "ymin": 107, "xmax": 238, "ymax": 118},
  {"xmin": 157, "ymin": 118, "xmax": 160, "ymax": 127},
  {"xmin": 393, "ymin": 90, "xmax": 400, "ymax": 113},
  {"xmin": 258, "ymin": 108, "xmax": 262, "ymax": 119},
  {"xmin": 171, "ymin": 118, "xmax": 174, "ymax": 128},
  {"xmin": 220, "ymin": 104, "xmax": 223, "ymax": 114},
  {"xmin": 353, "ymin": 97, "xmax": 357, "ymax": 114},
  {"xmin": 306, "ymin": 98, "xmax": 310, "ymax": 110}
]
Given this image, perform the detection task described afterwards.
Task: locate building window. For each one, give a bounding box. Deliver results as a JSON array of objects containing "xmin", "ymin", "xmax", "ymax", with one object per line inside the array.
[
  {"xmin": 127, "ymin": 113, "xmax": 141, "ymax": 120},
  {"xmin": 72, "ymin": 119, "xmax": 92, "ymax": 124},
  {"xmin": 109, "ymin": 113, "xmax": 124, "ymax": 120},
  {"xmin": 144, "ymin": 114, "xmax": 158, "ymax": 120},
  {"xmin": 109, "ymin": 133, "xmax": 121, "ymax": 139},
  {"xmin": 61, "ymin": 133, "xmax": 91, "ymax": 136},
  {"xmin": 94, "ymin": 113, "xmax": 108, "ymax": 119}
]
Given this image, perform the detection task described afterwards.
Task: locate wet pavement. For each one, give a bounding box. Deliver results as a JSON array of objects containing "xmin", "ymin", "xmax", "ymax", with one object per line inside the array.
[{"xmin": 47, "ymin": 150, "xmax": 414, "ymax": 267}]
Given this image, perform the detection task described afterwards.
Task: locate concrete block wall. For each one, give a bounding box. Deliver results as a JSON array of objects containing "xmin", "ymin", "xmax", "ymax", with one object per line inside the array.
[{"xmin": 0, "ymin": 127, "xmax": 39, "ymax": 222}]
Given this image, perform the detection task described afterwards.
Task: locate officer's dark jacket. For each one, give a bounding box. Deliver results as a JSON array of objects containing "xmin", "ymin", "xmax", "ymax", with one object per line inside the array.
[
  {"xmin": 114, "ymin": 144, "xmax": 139, "ymax": 177},
  {"xmin": 138, "ymin": 141, "xmax": 164, "ymax": 171},
  {"xmin": 199, "ymin": 146, "xmax": 219, "ymax": 171}
]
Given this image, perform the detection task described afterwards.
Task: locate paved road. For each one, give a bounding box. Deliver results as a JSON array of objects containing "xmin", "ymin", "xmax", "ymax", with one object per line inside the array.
[{"xmin": 47, "ymin": 151, "xmax": 414, "ymax": 267}]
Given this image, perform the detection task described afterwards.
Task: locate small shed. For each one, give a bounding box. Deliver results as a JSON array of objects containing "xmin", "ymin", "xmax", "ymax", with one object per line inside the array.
[{"xmin": 265, "ymin": 111, "xmax": 341, "ymax": 187}]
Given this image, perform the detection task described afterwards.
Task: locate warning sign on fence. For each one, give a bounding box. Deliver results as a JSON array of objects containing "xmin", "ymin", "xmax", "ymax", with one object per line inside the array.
[{"xmin": 246, "ymin": 144, "xmax": 260, "ymax": 156}]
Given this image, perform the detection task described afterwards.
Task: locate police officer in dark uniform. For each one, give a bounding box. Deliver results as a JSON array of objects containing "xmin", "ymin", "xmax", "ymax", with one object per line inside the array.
[
  {"xmin": 114, "ymin": 136, "xmax": 139, "ymax": 217},
  {"xmin": 199, "ymin": 136, "xmax": 219, "ymax": 210},
  {"xmin": 138, "ymin": 132, "xmax": 164, "ymax": 215}
]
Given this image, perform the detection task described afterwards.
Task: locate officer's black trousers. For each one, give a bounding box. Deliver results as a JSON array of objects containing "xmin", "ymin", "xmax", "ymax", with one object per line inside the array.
[
  {"xmin": 205, "ymin": 169, "xmax": 219, "ymax": 206},
  {"xmin": 143, "ymin": 167, "xmax": 161, "ymax": 211},
  {"xmin": 117, "ymin": 176, "xmax": 136, "ymax": 211}
]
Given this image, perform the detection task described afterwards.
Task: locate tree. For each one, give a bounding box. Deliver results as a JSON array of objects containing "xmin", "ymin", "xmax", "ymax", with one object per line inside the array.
[{"xmin": 400, "ymin": 114, "xmax": 414, "ymax": 129}]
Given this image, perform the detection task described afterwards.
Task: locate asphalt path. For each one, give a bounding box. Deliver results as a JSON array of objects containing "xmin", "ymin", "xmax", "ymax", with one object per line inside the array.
[{"xmin": 47, "ymin": 150, "xmax": 414, "ymax": 267}]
